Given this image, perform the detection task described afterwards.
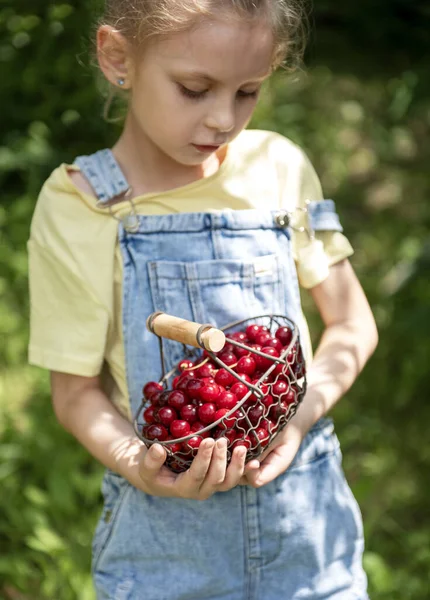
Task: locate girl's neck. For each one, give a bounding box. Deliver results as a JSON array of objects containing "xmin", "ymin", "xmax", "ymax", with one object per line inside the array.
[{"xmin": 112, "ymin": 113, "xmax": 224, "ymax": 197}]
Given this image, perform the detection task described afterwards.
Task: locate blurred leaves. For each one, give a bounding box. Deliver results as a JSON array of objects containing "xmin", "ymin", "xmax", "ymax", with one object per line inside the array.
[{"xmin": 1, "ymin": 1, "xmax": 430, "ymax": 599}]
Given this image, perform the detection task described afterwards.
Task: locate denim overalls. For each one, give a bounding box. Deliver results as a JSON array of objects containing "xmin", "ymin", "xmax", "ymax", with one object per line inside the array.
[{"xmin": 75, "ymin": 150, "xmax": 368, "ymax": 600}]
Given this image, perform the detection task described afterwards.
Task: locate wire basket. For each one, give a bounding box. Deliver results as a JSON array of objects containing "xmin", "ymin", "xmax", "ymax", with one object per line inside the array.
[{"xmin": 134, "ymin": 312, "xmax": 307, "ymax": 473}]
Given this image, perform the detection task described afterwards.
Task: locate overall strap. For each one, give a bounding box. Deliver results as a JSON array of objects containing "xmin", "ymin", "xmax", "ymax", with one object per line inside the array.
[
  {"xmin": 307, "ymin": 199, "xmax": 343, "ymax": 233},
  {"xmin": 74, "ymin": 149, "xmax": 130, "ymax": 206}
]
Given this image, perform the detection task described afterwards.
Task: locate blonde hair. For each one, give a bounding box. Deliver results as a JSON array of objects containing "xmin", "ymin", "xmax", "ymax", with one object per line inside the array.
[
  {"xmin": 100, "ymin": 0, "xmax": 308, "ymax": 71},
  {"xmin": 98, "ymin": 0, "xmax": 309, "ymax": 121}
]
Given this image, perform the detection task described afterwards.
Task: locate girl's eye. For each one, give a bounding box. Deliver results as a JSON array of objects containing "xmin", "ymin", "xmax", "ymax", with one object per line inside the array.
[
  {"xmin": 237, "ymin": 89, "xmax": 260, "ymax": 99},
  {"xmin": 178, "ymin": 84, "xmax": 207, "ymax": 100}
]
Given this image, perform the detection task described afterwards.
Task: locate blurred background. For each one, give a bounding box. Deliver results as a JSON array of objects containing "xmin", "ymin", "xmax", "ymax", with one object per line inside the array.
[{"xmin": 1, "ymin": 1, "xmax": 429, "ymax": 598}]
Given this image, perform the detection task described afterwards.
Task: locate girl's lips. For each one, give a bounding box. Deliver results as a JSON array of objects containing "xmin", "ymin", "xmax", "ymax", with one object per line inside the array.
[{"xmin": 192, "ymin": 144, "xmax": 221, "ymax": 153}]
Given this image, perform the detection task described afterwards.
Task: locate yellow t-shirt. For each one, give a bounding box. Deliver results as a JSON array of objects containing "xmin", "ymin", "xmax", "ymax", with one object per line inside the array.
[{"xmin": 28, "ymin": 130, "xmax": 353, "ymax": 419}]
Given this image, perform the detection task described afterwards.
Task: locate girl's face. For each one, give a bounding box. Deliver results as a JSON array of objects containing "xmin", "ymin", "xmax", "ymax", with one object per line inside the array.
[{"xmin": 128, "ymin": 16, "xmax": 274, "ymax": 166}]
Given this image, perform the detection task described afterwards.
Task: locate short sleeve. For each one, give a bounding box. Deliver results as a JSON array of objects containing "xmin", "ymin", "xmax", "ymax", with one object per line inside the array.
[
  {"xmin": 289, "ymin": 150, "xmax": 354, "ymax": 289},
  {"xmin": 28, "ymin": 239, "xmax": 109, "ymax": 376}
]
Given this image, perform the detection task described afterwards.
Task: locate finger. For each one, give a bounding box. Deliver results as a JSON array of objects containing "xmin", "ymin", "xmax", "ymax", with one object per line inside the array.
[
  {"xmin": 139, "ymin": 444, "xmax": 167, "ymax": 481},
  {"xmin": 244, "ymin": 459, "xmax": 260, "ymax": 472},
  {"xmin": 185, "ymin": 438, "xmax": 215, "ymax": 486},
  {"xmin": 199, "ymin": 438, "xmax": 228, "ymax": 494},
  {"xmin": 218, "ymin": 445, "xmax": 247, "ymax": 490}
]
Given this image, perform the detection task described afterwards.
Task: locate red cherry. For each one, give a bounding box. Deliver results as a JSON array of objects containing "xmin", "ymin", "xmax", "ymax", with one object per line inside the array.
[
  {"xmin": 190, "ymin": 421, "xmax": 210, "ymax": 438},
  {"xmin": 255, "ymin": 332, "xmax": 272, "ymax": 346},
  {"xmin": 151, "ymin": 390, "xmax": 170, "ymax": 407},
  {"xmin": 237, "ymin": 373, "xmax": 252, "ymax": 384},
  {"xmin": 253, "ymin": 427, "xmax": 270, "ymax": 447},
  {"xmin": 214, "ymin": 408, "xmax": 236, "ymax": 429},
  {"xmin": 270, "ymin": 400, "xmax": 292, "ymax": 421},
  {"xmin": 184, "ymin": 436, "xmax": 203, "ymax": 453},
  {"xmin": 145, "ymin": 424, "xmax": 169, "ymax": 441},
  {"xmin": 143, "ymin": 406, "xmax": 157, "ymax": 424},
  {"xmin": 228, "ymin": 331, "xmax": 248, "ymax": 342},
  {"xmin": 234, "ymin": 346, "xmax": 251, "ymax": 359},
  {"xmin": 264, "ymin": 337, "xmax": 283, "ymax": 353},
  {"xmin": 230, "ymin": 381, "xmax": 249, "ymax": 400},
  {"xmin": 186, "ymin": 378, "xmax": 205, "ymax": 400},
  {"xmin": 232, "ymin": 435, "xmax": 252, "ymax": 450},
  {"xmin": 143, "ymin": 381, "xmax": 163, "ymax": 400},
  {"xmin": 198, "ymin": 403, "xmax": 217, "ymax": 424},
  {"xmin": 199, "ymin": 383, "xmax": 221, "ymax": 403},
  {"xmin": 170, "ymin": 420, "xmax": 191, "ymax": 438},
  {"xmin": 283, "ymin": 389, "xmax": 296, "ymax": 405},
  {"xmin": 157, "ymin": 406, "xmax": 178, "ymax": 427},
  {"xmin": 247, "ymin": 403, "xmax": 264, "ymax": 425},
  {"xmin": 236, "ymin": 356, "xmax": 257, "ymax": 376},
  {"xmin": 272, "ymin": 380, "xmax": 289, "ymax": 398},
  {"xmin": 215, "ymin": 368, "xmax": 235, "ymax": 387},
  {"xmin": 177, "ymin": 359, "xmax": 194, "ymax": 372},
  {"xmin": 172, "ymin": 375, "xmax": 181, "ymax": 389},
  {"xmin": 214, "ymin": 428, "xmax": 237, "ymax": 445},
  {"xmin": 246, "ymin": 324, "xmax": 263, "ymax": 341},
  {"xmin": 262, "ymin": 394, "xmax": 275, "ymax": 411},
  {"xmin": 166, "ymin": 437, "xmax": 183, "ymax": 454},
  {"xmin": 255, "ymin": 346, "xmax": 280, "ymax": 371},
  {"xmin": 216, "ymin": 390, "xmax": 238, "ymax": 410},
  {"xmin": 195, "ymin": 362, "xmax": 216, "ymax": 378},
  {"xmin": 275, "ymin": 326, "xmax": 293, "ymax": 347},
  {"xmin": 168, "ymin": 390, "xmax": 188, "ymax": 411},
  {"xmin": 218, "ymin": 351, "xmax": 237, "ymax": 367},
  {"xmin": 180, "ymin": 404, "xmax": 198, "ymax": 423},
  {"xmin": 176, "ymin": 374, "xmax": 194, "ymax": 392}
]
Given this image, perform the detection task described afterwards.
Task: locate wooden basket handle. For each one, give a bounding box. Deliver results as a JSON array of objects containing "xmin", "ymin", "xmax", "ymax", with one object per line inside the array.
[{"xmin": 146, "ymin": 312, "xmax": 226, "ymax": 353}]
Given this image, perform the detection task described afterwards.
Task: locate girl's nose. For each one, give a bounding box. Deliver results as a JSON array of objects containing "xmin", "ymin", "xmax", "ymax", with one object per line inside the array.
[{"xmin": 205, "ymin": 98, "xmax": 235, "ymax": 133}]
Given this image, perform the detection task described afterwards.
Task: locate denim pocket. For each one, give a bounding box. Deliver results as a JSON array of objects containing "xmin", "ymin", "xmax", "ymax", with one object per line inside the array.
[
  {"xmin": 92, "ymin": 470, "xmax": 130, "ymax": 574},
  {"xmin": 147, "ymin": 254, "xmax": 284, "ymax": 370}
]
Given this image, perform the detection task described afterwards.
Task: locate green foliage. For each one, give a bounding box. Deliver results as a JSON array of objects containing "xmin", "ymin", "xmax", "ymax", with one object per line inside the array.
[{"xmin": 1, "ymin": 1, "xmax": 429, "ymax": 598}]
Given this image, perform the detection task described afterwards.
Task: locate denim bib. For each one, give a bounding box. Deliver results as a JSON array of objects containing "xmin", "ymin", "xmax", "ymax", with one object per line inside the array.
[{"xmin": 75, "ymin": 150, "xmax": 368, "ymax": 600}]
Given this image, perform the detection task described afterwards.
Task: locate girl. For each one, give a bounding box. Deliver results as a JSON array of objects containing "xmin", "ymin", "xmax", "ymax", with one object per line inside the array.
[{"xmin": 28, "ymin": 0, "xmax": 378, "ymax": 598}]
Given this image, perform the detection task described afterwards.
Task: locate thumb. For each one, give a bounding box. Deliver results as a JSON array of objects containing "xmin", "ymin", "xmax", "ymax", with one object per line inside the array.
[{"xmin": 139, "ymin": 443, "xmax": 166, "ymax": 478}]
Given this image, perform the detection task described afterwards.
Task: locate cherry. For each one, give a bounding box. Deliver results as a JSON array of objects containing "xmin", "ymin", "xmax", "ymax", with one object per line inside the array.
[
  {"xmin": 195, "ymin": 362, "xmax": 216, "ymax": 378},
  {"xmin": 232, "ymin": 435, "xmax": 252, "ymax": 450},
  {"xmin": 255, "ymin": 331, "xmax": 272, "ymax": 347},
  {"xmin": 264, "ymin": 337, "xmax": 283, "ymax": 353},
  {"xmin": 172, "ymin": 375, "xmax": 181, "ymax": 389},
  {"xmin": 186, "ymin": 378, "xmax": 205, "ymax": 399},
  {"xmin": 215, "ymin": 368, "xmax": 236, "ymax": 387},
  {"xmin": 247, "ymin": 403, "xmax": 264, "ymax": 425},
  {"xmin": 214, "ymin": 428, "xmax": 237, "ymax": 445},
  {"xmin": 177, "ymin": 359, "xmax": 194, "ymax": 372},
  {"xmin": 145, "ymin": 424, "xmax": 169, "ymax": 441},
  {"xmin": 255, "ymin": 346, "xmax": 280, "ymax": 371},
  {"xmin": 180, "ymin": 404, "xmax": 198, "ymax": 423},
  {"xmin": 168, "ymin": 390, "xmax": 188, "ymax": 411},
  {"xmin": 199, "ymin": 383, "xmax": 221, "ymax": 403},
  {"xmin": 275, "ymin": 326, "xmax": 293, "ymax": 347},
  {"xmin": 218, "ymin": 351, "xmax": 237, "ymax": 367},
  {"xmin": 170, "ymin": 420, "xmax": 191, "ymax": 438},
  {"xmin": 143, "ymin": 406, "xmax": 157, "ymax": 424},
  {"xmin": 215, "ymin": 408, "xmax": 236, "ymax": 429},
  {"xmin": 216, "ymin": 390, "xmax": 238, "ymax": 410},
  {"xmin": 230, "ymin": 381, "xmax": 249, "ymax": 400},
  {"xmin": 176, "ymin": 375, "xmax": 194, "ymax": 393},
  {"xmin": 143, "ymin": 381, "xmax": 163, "ymax": 400},
  {"xmin": 157, "ymin": 406, "xmax": 178, "ymax": 427},
  {"xmin": 184, "ymin": 436, "xmax": 203, "ymax": 453},
  {"xmin": 228, "ymin": 331, "xmax": 248, "ymax": 342},
  {"xmin": 190, "ymin": 421, "xmax": 210, "ymax": 438},
  {"xmin": 165, "ymin": 436, "xmax": 183, "ymax": 453},
  {"xmin": 236, "ymin": 356, "xmax": 257, "ymax": 376},
  {"xmin": 272, "ymin": 380, "xmax": 289, "ymax": 398},
  {"xmin": 253, "ymin": 427, "xmax": 270, "ymax": 447},
  {"xmin": 198, "ymin": 403, "xmax": 217, "ymax": 424}
]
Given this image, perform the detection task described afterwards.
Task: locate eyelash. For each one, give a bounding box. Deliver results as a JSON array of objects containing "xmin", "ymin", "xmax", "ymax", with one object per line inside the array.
[{"xmin": 178, "ymin": 84, "xmax": 259, "ymax": 101}]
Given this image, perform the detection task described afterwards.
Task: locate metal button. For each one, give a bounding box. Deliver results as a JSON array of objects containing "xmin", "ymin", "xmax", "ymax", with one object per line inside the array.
[
  {"xmin": 274, "ymin": 211, "xmax": 290, "ymax": 227},
  {"xmin": 122, "ymin": 214, "xmax": 140, "ymax": 233}
]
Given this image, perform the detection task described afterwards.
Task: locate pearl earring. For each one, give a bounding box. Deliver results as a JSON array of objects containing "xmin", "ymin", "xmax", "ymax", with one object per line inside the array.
[{"xmin": 117, "ymin": 77, "xmax": 126, "ymax": 87}]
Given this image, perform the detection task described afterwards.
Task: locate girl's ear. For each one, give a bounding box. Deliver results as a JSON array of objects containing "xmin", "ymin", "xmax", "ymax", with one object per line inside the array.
[{"xmin": 97, "ymin": 25, "xmax": 134, "ymax": 89}]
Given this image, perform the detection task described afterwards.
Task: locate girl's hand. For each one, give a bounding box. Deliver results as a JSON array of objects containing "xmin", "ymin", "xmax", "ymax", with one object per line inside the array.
[
  {"xmin": 138, "ymin": 437, "xmax": 256, "ymax": 500},
  {"xmin": 239, "ymin": 418, "xmax": 307, "ymax": 488}
]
